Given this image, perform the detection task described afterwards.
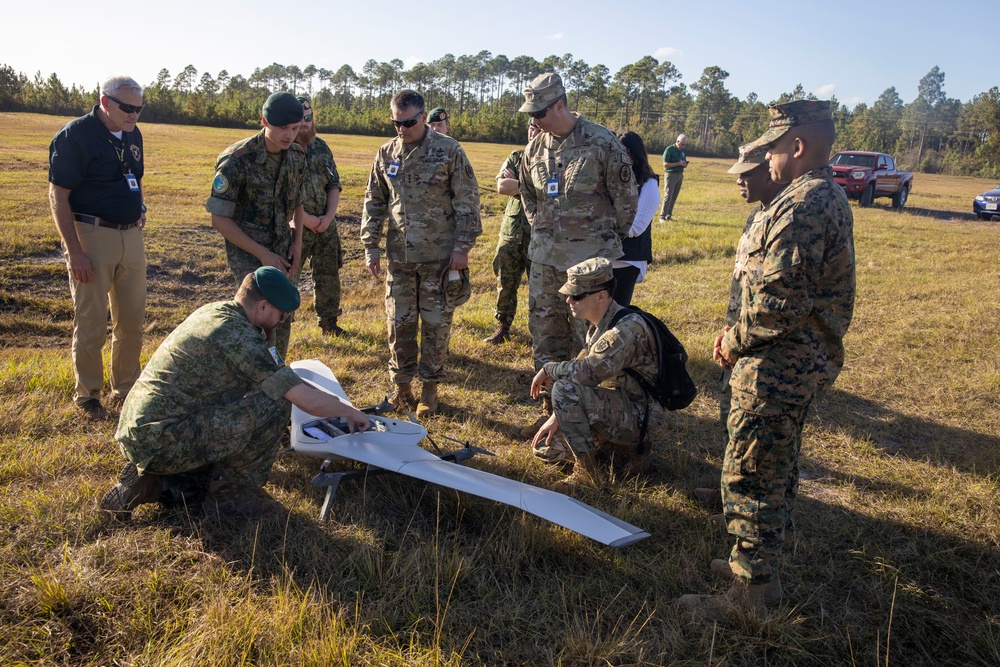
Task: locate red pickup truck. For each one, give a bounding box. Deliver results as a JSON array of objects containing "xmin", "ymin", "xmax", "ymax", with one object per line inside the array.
[{"xmin": 829, "ymin": 151, "xmax": 913, "ymax": 209}]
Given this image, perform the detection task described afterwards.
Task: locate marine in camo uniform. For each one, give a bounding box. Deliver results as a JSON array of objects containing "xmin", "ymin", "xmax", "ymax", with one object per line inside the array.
[
  {"xmin": 680, "ymin": 100, "xmax": 856, "ymax": 617},
  {"xmin": 530, "ymin": 258, "xmax": 664, "ymax": 489},
  {"xmin": 294, "ymin": 95, "xmax": 346, "ymax": 335},
  {"xmin": 206, "ymin": 92, "xmax": 306, "ymax": 359},
  {"xmin": 484, "ymin": 120, "xmax": 541, "ymax": 344},
  {"xmin": 517, "ymin": 72, "xmax": 638, "ymax": 438},
  {"xmin": 100, "ymin": 267, "xmax": 369, "ymax": 518},
  {"xmin": 361, "ymin": 89, "xmax": 482, "ymax": 418}
]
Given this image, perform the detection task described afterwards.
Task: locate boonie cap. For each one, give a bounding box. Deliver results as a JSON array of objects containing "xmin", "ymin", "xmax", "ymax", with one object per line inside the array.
[
  {"xmin": 559, "ymin": 258, "xmax": 614, "ymax": 296},
  {"xmin": 742, "ymin": 99, "xmax": 833, "ymax": 153},
  {"xmin": 263, "ymin": 92, "xmax": 304, "ymax": 126},
  {"xmin": 254, "ymin": 266, "xmax": 301, "ymax": 312},
  {"xmin": 519, "ymin": 72, "xmax": 566, "ymax": 113}
]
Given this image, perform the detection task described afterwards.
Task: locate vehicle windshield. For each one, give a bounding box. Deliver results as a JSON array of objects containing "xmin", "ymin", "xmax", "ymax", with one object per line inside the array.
[{"xmin": 830, "ymin": 153, "xmax": 876, "ymax": 168}]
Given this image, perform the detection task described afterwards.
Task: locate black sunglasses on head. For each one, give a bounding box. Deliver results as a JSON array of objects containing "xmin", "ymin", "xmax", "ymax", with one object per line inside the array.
[
  {"xmin": 528, "ymin": 100, "xmax": 558, "ymax": 120},
  {"xmin": 105, "ymin": 94, "xmax": 144, "ymax": 115},
  {"xmin": 391, "ymin": 110, "xmax": 423, "ymax": 128}
]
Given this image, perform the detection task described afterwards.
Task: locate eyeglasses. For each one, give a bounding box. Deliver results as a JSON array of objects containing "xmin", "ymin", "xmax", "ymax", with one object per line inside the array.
[
  {"xmin": 528, "ymin": 100, "xmax": 558, "ymax": 120},
  {"xmin": 105, "ymin": 94, "xmax": 144, "ymax": 115},
  {"xmin": 390, "ymin": 110, "xmax": 423, "ymax": 128},
  {"xmin": 570, "ymin": 290, "xmax": 601, "ymax": 302}
]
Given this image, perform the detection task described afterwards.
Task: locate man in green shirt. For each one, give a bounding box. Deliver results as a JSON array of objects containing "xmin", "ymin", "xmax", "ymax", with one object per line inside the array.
[{"xmin": 660, "ymin": 134, "xmax": 689, "ymax": 221}]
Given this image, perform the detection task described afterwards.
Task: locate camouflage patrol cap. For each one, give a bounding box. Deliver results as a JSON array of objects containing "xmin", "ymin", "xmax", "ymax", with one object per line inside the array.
[
  {"xmin": 559, "ymin": 258, "xmax": 614, "ymax": 296},
  {"xmin": 727, "ymin": 144, "xmax": 768, "ymax": 174},
  {"xmin": 262, "ymin": 92, "xmax": 304, "ymax": 126},
  {"xmin": 254, "ymin": 266, "xmax": 301, "ymax": 312},
  {"xmin": 428, "ymin": 107, "xmax": 447, "ymax": 123},
  {"xmin": 742, "ymin": 99, "xmax": 833, "ymax": 153},
  {"xmin": 519, "ymin": 72, "xmax": 566, "ymax": 113}
]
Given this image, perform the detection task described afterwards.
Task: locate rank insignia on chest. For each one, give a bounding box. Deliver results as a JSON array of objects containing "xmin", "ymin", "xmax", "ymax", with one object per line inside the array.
[{"xmin": 212, "ymin": 174, "xmax": 229, "ymax": 194}]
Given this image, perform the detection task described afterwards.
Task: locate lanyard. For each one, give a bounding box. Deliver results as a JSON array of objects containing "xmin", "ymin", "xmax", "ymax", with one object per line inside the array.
[{"xmin": 107, "ymin": 137, "xmax": 132, "ymax": 176}]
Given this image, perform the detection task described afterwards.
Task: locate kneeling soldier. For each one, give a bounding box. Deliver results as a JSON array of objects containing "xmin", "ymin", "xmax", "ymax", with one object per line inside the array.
[{"xmin": 529, "ymin": 258, "xmax": 664, "ymax": 489}]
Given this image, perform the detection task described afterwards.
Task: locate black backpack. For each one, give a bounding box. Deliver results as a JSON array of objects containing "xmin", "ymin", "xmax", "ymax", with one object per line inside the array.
[{"xmin": 610, "ymin": 305, "xmax": 697, "ymax": 411}]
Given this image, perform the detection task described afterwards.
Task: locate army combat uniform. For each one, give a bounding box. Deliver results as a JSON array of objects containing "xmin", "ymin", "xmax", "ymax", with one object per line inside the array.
[
  {"xmin": 361, "ymin": 128, "xmax": 482, "ymax": 385},
  {"xmin": 519, "ymin": 115, "xmax": 638, "ymax": 369},
  {"xmin": 206, "ymin": 130, "xmax": 306, "ymax": 357},
  {"xmin": 721, "ymin": 165, "xmax": 855, "ymax": 585},
  {"xmin": 490, "ymin": 148, "xmax": 531, "ymax": 325},
  {"xmin": 115, "ymin": 300, "xmax": 304, "ymax": 492},
  {"xmin": 298, "ymin": 136, "xmax": 344, "ymax": 329}
]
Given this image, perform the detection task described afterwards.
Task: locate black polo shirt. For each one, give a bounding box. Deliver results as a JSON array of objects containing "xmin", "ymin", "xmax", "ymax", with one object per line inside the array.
[{"xmin": 48, "ymin": 105, "xmax": 144, "ymax": 225}]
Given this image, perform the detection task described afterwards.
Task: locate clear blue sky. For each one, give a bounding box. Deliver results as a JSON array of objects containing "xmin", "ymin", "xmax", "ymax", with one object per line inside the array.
[{"xmin": 4, "ymin": 0, "xmax": 991, "ymax": 108}]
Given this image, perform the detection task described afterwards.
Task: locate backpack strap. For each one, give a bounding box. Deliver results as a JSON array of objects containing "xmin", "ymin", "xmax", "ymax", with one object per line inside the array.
[{"xmin": 609, "ymin": 307, "xmax": 659, "ymax": 454}]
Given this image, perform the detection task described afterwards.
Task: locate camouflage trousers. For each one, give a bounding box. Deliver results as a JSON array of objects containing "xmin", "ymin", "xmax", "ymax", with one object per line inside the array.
[
  {"xmin": 385, "ymin": 259, "xmax": 455, "ymax": 384},
  {"xmin": 528, "ymin": 263, "xmax": 587, "ymax": 371},
  {"xmin": 228, "ymin": 239, "xmax": 293, "ymax": 361},
  {"xmin": 299, "ymin": 224, "xmax": 343, "ymax": 327},
  {"xmin": 539, "ymin": 379, "xmax": 641, "ymax": 462},
  {"xmin": 490, "ymin": 222, "xmax": 530, "ymax": 322},
  {"xmin": 119, "ymin": 391, "xmax": 291, "ymax": 491},
  {"xmin": 722, "ymin": 388, "xmax": 808, "ymax": 585}
]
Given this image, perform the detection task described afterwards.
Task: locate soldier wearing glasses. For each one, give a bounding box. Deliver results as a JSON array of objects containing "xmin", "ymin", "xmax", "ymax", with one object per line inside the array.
[
  {"xmin": 361, "ymin": 89, "xmax": 482, "ymax": 418},
  {"xmin": 529, "ymin": 258, "xmax": 663, "ymax": 490},
  {"xmin": 48, "ymin": 75, "xmax": 148, "ymax": 421},
  {"xmin": 517, "ymin": 72, "xmax": 638, "ymax": 444}
]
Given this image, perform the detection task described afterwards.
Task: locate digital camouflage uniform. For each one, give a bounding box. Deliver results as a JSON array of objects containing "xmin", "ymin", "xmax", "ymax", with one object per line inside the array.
[
  {"xmin": 361, "ymin": 128, "xmax": 482, "ymax": 384},
  {"xmin": 538, "ymin": 300, "xmax": 665, "ymax": 462},
  {"xmin": 721, "ymin": 165, "xmax": 855, "ymax": 585},
  {"xmin": 206, "ymin": 129, "xmax": 306, "ymax": 358},
  {"xmin": 297, "ymin": 136, "xmax": 343, "ymax": 327},
  {"xmin": 491, "ymin": 148, "xmax": 531, "ymax": 322},
  {"xmin": 519, "ymin": 115, "xmax": 638, "ymax": 370},
  {"xmin": 115, "ymin": 301, "xmax": 304, "ymax": 492}
]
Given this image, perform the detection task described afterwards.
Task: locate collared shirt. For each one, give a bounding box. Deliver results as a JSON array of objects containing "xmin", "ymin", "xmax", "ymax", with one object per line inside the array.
[
  {"xmin": 48, "ymin": 105, "xmax": 144, "ymax": 225},
  {"xmin": 663, "ymin": 144, "xmax": 687, "ymax": 173},
  {"xmin": 361, "ymin": 127, "xmax": 482, "ymax": 263},
  {"xmin": 724, "ymin": 166, "xmax": 856, "ymax": 404}
]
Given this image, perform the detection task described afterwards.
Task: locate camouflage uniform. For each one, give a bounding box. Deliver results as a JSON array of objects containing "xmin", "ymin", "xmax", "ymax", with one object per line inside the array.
[
  {"xmin": 491, "ymin": 148, "xmax": 531, "ymax": 322},
  {"xmin": 297, "ymin": 136, "xmax": 343, "ymax": 327},
  {"xmin": 361, "ymin": 128, "xmax": 481, "ymax": 384},
  {"xmin": 721, "ymin": 165, "xmax": 855, "ymax": 585},
  {"xmin": 541, "ymin": 300, "xmax": 665, "ymax": 459},
  {"xmin": 115, "ymin": 301, "xmax": 304, "ymax": 491},
  {"xmin": 206, "ymin": 129, "xmax": 306, "ymax": 357},
  {"xmin": 519, "ymin": 114, "xmax": 638, "ymax": 369}
]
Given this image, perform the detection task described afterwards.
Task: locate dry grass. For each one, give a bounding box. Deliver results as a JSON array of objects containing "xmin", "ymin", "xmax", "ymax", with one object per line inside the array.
[{"xmin": 1, "ymin": 112, "xmax": 998, "ymax": 666}]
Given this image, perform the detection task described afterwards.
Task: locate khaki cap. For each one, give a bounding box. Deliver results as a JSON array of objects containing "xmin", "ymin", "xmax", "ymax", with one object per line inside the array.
[
  {"xmin": 518, "ymin": 72, "xmax": 566, "ymax": 113},
  {"xmin": 743, "ymin": 99, "xmax": 833, "ymax": 153},
  {"xmin": 558, "ymin": 258, "xmax": 614, "ymax": 296},
  {"xmin": 727, "ymin": 144, "xmax": 768, "ymax": 174}
]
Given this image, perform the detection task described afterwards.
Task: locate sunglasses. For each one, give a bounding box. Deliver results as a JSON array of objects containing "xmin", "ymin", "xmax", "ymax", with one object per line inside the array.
[
  {"xmin": 570, "ymin": 290, "xmax": 601, "ymax": 302},
  {"xmin": 106, "ymin": 94, "xmax": 144, "ymax": 115},
  {"xmin": 528, "ymin": 100, "xmax": 558, "ymax": 120},
  {"xmin": 390, "ymin": 110, "xmax": 423, "ymax": 128},
  {"xmin": 302, "ymin": 112, "xmax": 313, "ymax": 122}
]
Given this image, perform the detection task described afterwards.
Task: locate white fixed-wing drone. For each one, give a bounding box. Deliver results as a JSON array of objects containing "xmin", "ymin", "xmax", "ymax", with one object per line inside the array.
[{"xmin": 289, "ymin": 360, "xmax": 650, "ymax": 548}]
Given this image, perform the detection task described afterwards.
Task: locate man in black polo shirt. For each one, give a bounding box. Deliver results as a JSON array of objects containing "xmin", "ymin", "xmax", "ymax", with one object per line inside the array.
[{"xmin": 48, "ymin": 75, "xmax": 148, "ymax": 421}]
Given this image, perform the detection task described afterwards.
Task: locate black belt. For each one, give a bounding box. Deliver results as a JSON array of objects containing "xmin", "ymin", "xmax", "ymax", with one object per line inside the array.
[{"xmin": 74, "ymin": 213, "xmax": 137, "ymax": 230}]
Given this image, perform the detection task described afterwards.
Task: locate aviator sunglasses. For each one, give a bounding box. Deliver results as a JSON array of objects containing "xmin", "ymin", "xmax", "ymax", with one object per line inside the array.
[
  {"xmin": 105, "ymin": 94, "xmax": 144, "ymax": 115},
  {"xmin": 528, "ymin": 100, "xmax": 558, "ymax": 120}
]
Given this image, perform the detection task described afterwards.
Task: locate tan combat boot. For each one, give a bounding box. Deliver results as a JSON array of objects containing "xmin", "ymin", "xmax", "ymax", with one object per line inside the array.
[
  {"xmin": 319, "ymin": 319, "xmax": 346, "ymax": 336},
  {"xmin": 100, "ymin": 462, "xmax": 162, "ymax": 519},
  {"xmin": 483, "ymin": 317, "xmax": 511, "ymax": 345},
  {"xmin": 693, "ymin": 487, "xmax": 723, "ymax": 510},
  {"xmin": 388, "ymin": 382, "xmax": 417, "ymax": 413},
  {"xmin": 677, "ymin": 577, "xmax": 783, "ymax": 621},
  {"xmin": 553, "ymin": 450, "xmax": 606, "ymax": 493},
  {"xmin": 519, "ymin": 394, "xmax": 552, "ymax": 439},
  {"xmin": 416, "ymin": 382, "xmax": 439, "ymax": 418}
]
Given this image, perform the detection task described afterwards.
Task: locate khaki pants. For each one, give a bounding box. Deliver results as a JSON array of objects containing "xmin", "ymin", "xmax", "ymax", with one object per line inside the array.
[{"xmin": 66, "ymin": 222, "xmax": 146, "ymax": 404}]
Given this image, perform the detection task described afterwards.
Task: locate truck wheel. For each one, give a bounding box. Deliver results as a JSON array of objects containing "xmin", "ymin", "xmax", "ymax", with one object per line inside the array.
[
  {"xmin": 892, "ymin": 184, "xmax": 909, "ymax": 210},
  {"xmin": 859, "ymin": 184, "xmax": 875, "ymax": 207}
]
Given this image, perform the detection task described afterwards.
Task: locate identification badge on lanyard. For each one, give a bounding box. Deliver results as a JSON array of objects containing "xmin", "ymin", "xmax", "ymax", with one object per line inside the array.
[
  {"xmin": 546, "ymin": 175, "xmax": 559, "ymax": 197},
  {"xmin": 125, "ymin": 172, "xmax": 140, "ymax": 192},
  {"xmin": 387, "ymin": 160, "xmax": 400, "ymax": 178}
]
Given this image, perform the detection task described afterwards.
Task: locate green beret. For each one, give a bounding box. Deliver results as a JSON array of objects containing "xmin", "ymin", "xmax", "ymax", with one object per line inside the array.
[
  {"xmin": 254, "ymin": 266, "xmax": 301, "ymax": 312},
  {"xmin": 263, "ymin": 92, "xmax": 304, "ymax": 126},
  {"xmin": 428, "ymin": 107, "xmax": 447, "ymax": 123}
]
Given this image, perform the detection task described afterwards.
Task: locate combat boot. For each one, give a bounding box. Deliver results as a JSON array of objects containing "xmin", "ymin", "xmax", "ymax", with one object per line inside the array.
[
  {"xmin": 693, "ymin": 487, "xmax": 723, "ymax": 510},
  {"xmin": 483, "ymin": 317, "xmax": 511, "ymax": 345},
  {"xmin": 416, "ymin": 382, "xmax": 439, "ymax": 418},
  {"xmin": 711, "ymin": 558, "xmax": 737, "ymax": 581},
  {"xmin": 677, "ymin": 577, "xmax": 782, "ymax": 621},
  {"xmin": 388, "ymin": 382, "xmax": 417, "ymax": 413},
  {"xmin": 519, "ymin": 395, "xmax": 553, "ymax": 439},
  {"xmin": 320, "ymin": 319, "xmax": 346, "ymax": 336},
  {"xmin": 100, "ymin": 462, "xmax": 162, "ymax": 519},
  {"xmin": 553, "ymin": 450, "xmax": 606, "ymax": 493}
]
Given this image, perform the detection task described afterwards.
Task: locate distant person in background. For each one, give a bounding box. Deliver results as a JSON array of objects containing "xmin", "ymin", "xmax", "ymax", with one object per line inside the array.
[
  {"xmin": 207, "ymin": 91, "xmax": 306, "ymax": 360},
  {"xmin": 427, "ymin": 107, "xmax": 450, "ymax": 135},
  {"xmin": 659, "ymin": 134, "xmax": 689, "ymax": 221},
  {"xmin": 484, "ymin": 119, "xmax": 542, "ymax": 344},
  {"xmin": 48, "ymin": 75, "xmax": 148, "ymax": 421},
  {"xmin": 612, "ymin": 132, "xmax": 660, "ymax": 306},
  {"xmin": 294, "ymin": 95, "xmax": 347, "ymax": 336}
]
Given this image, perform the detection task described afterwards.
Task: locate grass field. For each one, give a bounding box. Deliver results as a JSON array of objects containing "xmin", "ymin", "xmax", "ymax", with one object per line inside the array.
[{"xmin": 1, "ymin": 112, "xmax": 998, "ymax": 666}]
